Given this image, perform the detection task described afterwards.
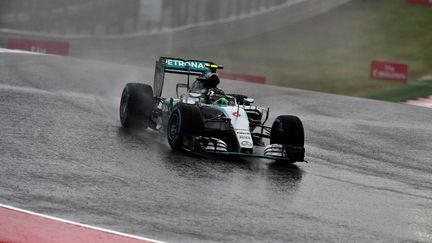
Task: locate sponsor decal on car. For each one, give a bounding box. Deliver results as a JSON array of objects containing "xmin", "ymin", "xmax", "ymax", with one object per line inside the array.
[
  {"xmin": 236, "ymin": 131, "xmax": 250, "ymax": 135},
  {"xmin": 232, "ymin": 111, "xmax": 241, "ymax": 117},
  {"xmin": 236, "ymin": 130, "xmax": 253, "ymax": 148},
  {"xmin": 241, "ymin": 141, "xmax": 253, "ymax": 147},
  {"xmin": 165, "ymin": 59, "xmax": 208, "ymax": 71}
]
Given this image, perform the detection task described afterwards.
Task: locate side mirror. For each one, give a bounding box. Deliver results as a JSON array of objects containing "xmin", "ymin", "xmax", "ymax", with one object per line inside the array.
[{"xmin": 244, "ymin": 98, "xmax": 254, "ymax": 105}]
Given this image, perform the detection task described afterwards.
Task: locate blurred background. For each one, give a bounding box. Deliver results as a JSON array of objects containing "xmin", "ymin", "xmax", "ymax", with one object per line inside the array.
[{"xmin": 1, "ymin": 0, "xmax": 431, "ymax": 102}]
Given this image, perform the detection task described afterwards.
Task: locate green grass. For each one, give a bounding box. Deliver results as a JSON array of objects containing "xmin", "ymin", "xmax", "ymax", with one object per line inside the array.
[
  {"xmin": 176, "ymin": 0, "xmax": 432, "ymax": 98},
  {"xmin": 367, "ymin": 78, "xmax": 432, "ymax": 102}
]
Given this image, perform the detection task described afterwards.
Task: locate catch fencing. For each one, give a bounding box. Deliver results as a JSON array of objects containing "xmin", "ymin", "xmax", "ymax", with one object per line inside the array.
[{"xmin": 0, "ymin": 0, "xmax": 295, "ymax": 36}]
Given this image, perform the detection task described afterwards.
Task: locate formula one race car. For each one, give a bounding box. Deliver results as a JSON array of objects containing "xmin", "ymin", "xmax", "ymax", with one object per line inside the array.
[{"xmin": 119, "ymin": 57, "xmax": 305, "ymax": 163}]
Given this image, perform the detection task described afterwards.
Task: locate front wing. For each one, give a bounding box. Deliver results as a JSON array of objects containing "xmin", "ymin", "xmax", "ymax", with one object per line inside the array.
[{"xmin": 203, "ymin": 148, "xmax": 306, "ymax": 163}]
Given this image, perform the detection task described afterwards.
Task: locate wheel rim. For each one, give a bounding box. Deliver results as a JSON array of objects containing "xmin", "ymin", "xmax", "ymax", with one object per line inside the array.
[{"xmin": 168, "ymin": 113, "xmax": 179, "ymax": 140}]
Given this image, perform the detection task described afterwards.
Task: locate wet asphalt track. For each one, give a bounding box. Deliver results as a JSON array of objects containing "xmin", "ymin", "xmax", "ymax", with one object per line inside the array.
[{"xmin": 1, "ymin": 53, "xmax": 432, "ymax": 242}]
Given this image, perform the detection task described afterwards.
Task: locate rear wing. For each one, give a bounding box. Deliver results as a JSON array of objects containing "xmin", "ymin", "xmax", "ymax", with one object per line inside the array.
[{"xmin": 153, "ymin": 57, "xmax": 223, "ymax": 98}]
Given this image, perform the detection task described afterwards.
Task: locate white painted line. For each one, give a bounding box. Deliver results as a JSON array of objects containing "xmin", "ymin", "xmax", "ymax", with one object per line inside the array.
[{"xmin": 0, "ymin": 48, "xmax": 48, "ymax": 55}]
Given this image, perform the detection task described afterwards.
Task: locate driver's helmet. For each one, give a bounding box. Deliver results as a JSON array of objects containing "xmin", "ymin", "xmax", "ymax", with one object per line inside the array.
[{"xmin": 197, "ymin": 71, "xmax": 220, "ymax": 88}]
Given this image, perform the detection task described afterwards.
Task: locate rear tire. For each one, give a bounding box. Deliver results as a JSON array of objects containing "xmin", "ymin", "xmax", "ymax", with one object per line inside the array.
[
  {"xmin": 120, "ymin": 83, "xmax": 154, "ymax": 128},
  {"xmin": 167, "ymin": 103, "xmax": 204, "ymax": 151},
  {"xmin": 270, "ymin": 115, "xmax": 304, "ymax": 147}
]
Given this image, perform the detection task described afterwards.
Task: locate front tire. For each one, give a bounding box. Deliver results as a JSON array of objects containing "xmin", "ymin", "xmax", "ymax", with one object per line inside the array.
[
  {"xmin": 270, "ymin": 115, "xmax": 304, "ymax": 147},
  {"xmin": 270, "ymin": 115, "xmax": 305, "ymax": 162},
  {"xmin": 120, "ymin": 83, "xmax": 154, "ymax": 128},
  {"xmin": 167, "ymin": 104, "xmax": 204, "ymax": 151}
]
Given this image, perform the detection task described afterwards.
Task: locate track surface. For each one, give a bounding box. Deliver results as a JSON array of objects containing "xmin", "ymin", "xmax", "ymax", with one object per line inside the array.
[{"xmin": 1, "ymin": 53, "xmax": 432, "ymax": 242}]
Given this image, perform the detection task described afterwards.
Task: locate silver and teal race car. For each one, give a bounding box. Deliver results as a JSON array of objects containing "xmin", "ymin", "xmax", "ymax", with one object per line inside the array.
[{"xmin": 119, "ymin": 57, "xmax": 305, "ymax": 163}]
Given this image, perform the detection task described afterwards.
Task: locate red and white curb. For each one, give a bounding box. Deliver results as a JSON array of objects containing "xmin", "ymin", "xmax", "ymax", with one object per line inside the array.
[
  {"xmin": 403, "ymin": 96, "xmax": 432, "ymax": 108},
  {"xmin": 0, "ymin": 204, "xmax": 165, "ymax": 243}
]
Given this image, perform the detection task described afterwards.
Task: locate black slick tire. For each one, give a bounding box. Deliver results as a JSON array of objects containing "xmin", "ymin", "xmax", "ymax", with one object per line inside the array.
[
  {"xmin": 120, "ymin": 83, "xmax": 154, "ymax": 128},
  {"xmin": 167, "ymin": 103, "xmax": 204, "ymax": 151},
  {"xmin": 270, "ymin": 115, "xmax": 304, "ymax": 147}
]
